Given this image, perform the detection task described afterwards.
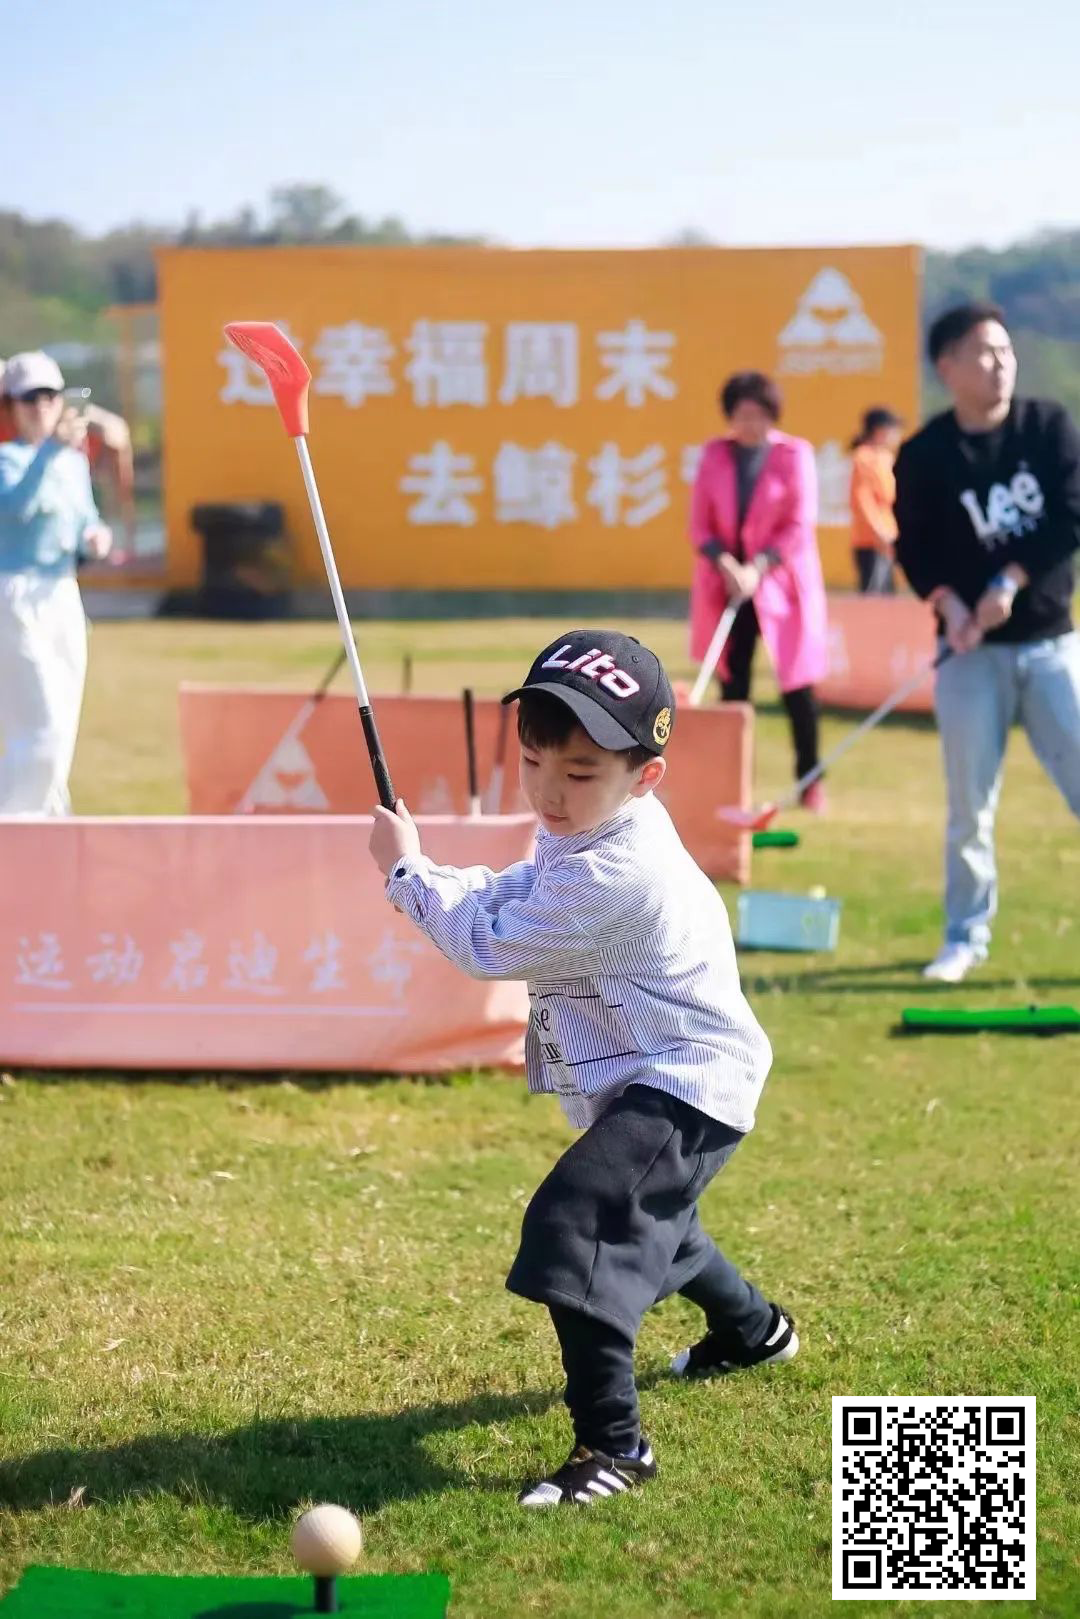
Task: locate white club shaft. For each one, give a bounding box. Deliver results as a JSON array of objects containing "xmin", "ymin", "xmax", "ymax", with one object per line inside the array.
[
  {"xmin": 295, "ymin": 438, "xmax": 370, "ymax": 709},
  {"xmin": 689, "ymin": 601, "xmax": 739, "ymax": 708},
  {"xmin": 776, "ymin": 654, "xmax": 940, "ymax": 811}
]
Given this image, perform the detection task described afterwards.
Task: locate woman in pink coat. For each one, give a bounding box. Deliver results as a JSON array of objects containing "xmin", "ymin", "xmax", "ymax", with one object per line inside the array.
[{"xmin": 689, "ymin": 370, "xmax": 829, "ymax": 810}]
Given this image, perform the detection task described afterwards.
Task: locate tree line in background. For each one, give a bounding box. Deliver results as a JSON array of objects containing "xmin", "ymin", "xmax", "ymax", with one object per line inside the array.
[
  {"xmin": 1, "ymin": 183, "xmax": 1078, "ymax": 420},
  {"xmin": 0, "ymin": 185, "xmax": 483, "ymax": 352}
]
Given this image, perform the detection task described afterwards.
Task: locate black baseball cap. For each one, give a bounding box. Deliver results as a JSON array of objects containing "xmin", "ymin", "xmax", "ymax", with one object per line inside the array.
[{"xmin": 502, "ymin": 629, "xmax": 675, "ymax": 755}]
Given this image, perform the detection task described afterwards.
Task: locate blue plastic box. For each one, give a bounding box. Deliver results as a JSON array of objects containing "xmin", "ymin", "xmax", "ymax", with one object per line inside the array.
[{"xmin": 735, "ymin": 890, "xmax": 842, "ymax": 952}]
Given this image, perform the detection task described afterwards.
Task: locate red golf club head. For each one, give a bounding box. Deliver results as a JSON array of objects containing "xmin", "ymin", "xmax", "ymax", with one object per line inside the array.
[{"xmin": 223, "ymin": 321, "xmax": 311, "ymax": 438}]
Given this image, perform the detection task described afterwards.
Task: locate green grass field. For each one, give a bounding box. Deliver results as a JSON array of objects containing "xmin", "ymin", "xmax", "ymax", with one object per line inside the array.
[{"xmin": 1, "ymin": 617, "xmax": 1078, "ymax": 1617}]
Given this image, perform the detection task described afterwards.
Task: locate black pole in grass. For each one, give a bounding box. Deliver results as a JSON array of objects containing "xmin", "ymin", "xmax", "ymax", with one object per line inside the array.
[
  {"xmin": 463, "ymin": 688, "xmax": 481, "ymax": 815},
  {"xmin": 402, "ymin": 652, "xmax": 413, "ymax": 695}
]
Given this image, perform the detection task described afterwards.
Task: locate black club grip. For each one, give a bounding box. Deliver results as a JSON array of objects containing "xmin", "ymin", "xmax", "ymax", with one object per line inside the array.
[{"xmin": 359, "ymin": 704, "xmax": 396, "ymax": 810}]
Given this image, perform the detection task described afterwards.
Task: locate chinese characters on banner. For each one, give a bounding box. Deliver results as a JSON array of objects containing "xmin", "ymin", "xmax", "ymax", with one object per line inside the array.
[
  {"xmin": 14, "ymin": 926, "xmax": 420, "ymax": 1004},
  {"xmin": 217, "ymin": 318, "xmax": 688, "ymax": 533},
  {"xmin": 1, "ymin": 817, "xmax": 538, "ymax": 1071},
  {"xmin": 162, "ymin": 246, "xmax": 920, "ymax": 589}
]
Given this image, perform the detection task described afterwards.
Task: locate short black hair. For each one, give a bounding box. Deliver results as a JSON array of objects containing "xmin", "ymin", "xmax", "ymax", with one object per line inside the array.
[
  {"xmin": 515, "ymin": 690, "xmax": 652, "ymax": 771},
  {"xmin": 851, "ymin": 405, "xmax": 903, "ymax": 448},
  {"xmin": 927, "ymin": 301, "xmax": 1008, "ymax": 364},
  {"xmin": 719, "ymin": 370, "xmax": 782, "ymax": 421},
  {"xmin": 863, "ymin": 406, "xmax": 902, "ymax": 434}
]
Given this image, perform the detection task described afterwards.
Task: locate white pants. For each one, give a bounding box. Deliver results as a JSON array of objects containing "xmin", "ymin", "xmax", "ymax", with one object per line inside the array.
[{"xmin": 0, "ymin": 572, "xmax": 88, "ymax": 815}]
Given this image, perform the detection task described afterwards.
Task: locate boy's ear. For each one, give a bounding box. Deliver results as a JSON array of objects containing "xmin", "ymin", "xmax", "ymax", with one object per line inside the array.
[{"xmin": 630, "ymin": 756, "xmax": 667, "ymax": 798}]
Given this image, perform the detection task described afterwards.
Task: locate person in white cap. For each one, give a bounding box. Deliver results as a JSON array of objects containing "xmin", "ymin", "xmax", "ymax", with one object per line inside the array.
[{"xmin": 0, "ymin": 351, "xmax": 112, "ymax": 813}]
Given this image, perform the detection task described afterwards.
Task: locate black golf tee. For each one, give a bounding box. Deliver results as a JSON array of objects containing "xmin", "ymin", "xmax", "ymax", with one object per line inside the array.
[{"xmin": 314, "ymin": 1573, "xmax": 339, "ymax": 1612}]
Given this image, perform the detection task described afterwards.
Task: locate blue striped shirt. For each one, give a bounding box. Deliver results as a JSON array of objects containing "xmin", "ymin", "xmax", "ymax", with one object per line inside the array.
[{"xmin": 386, "ymin": 793, "xmax": 772, "ymax": 1132}]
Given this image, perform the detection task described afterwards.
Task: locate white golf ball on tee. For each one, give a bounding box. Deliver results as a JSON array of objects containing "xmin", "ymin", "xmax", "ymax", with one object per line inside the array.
[{"xmin": 290, "ymin": 1503, "xmax": 363, "ymax": 1576}]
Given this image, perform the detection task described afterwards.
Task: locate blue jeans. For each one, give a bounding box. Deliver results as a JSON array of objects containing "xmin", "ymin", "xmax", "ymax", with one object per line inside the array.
[{"xmin": 934, "ymin": 632, "xmax": 1080, "ymax": 952}]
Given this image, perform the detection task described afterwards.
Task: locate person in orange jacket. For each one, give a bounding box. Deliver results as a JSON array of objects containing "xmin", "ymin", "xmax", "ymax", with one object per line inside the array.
[{"xmin": 849, "ymin": 406, "xmax": 904, "ymax": 592}]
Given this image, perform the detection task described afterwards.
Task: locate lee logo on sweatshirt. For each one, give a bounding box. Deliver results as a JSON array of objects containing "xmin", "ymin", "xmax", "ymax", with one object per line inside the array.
[{"xmin": 959, "ymin": 465, "xmax": 1045, "ymax": 550}]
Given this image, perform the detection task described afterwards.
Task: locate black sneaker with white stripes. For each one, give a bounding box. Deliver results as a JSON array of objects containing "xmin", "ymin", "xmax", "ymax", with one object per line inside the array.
[
  {"xmin": 517, "ymin": 1439, "xmax": 657, "ymax": 1508},
  {"xmin": 670, "ymin": 1303, "xmax": 798, "ymax": 1378}
]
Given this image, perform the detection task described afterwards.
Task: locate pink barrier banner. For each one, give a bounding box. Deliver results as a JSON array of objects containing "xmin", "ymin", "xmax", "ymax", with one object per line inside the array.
[
  {"xmin": 177, "ymin": 690, "xmax": 753, "ymax": 882},
  {"xmin": 0, "ymin": 815, "xmax": 534, "ymax": 1073},
  {"xmin": 818, "ymin": 593, "xmax": 937, "ymax": 713}
]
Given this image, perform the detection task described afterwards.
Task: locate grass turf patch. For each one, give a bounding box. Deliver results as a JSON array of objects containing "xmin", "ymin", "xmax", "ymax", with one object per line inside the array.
[
  {"xmin": 1, "ymin": 617, "xmax": 1077, "ymax": 1617},
  {"xmin": 0, "ymin": 1565, "xmax": 448, "ymax": 1615}
]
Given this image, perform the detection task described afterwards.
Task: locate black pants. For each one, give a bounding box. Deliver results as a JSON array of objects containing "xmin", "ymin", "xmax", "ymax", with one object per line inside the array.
[
  {"xmin": 506, "ymin": 1085, "xmax": 774, "ymax": 1457},
  {"xmin": 550, "ymin": 1243, "xmax": 774, "ymax": 1455},
  {"xmin": 854, "ymin": 547, "xmax": 896, "ymax": 594},
  {"xmin": 720, "ymin": 602, "xmax": 820, "ymax": 782}
]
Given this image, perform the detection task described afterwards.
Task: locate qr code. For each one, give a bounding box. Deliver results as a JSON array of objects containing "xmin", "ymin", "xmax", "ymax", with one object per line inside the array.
[{"xmin": 833, "ymin": 1397, "xmax": 1034, "ymax": 1600}]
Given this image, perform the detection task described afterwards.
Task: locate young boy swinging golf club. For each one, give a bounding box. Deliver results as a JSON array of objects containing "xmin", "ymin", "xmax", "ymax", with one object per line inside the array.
[{"xmin": 368, "ymin": 629, "xmax": 797, "ymax": 1508}]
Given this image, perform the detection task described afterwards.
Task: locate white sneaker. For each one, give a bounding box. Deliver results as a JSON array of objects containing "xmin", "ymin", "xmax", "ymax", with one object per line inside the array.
[{"xmin": 922, "ymin": 943, "xmax": 985, "ymax": 983}]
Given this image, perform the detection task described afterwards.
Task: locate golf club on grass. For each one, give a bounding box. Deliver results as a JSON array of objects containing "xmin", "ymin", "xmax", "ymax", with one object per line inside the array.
[
  {"xmin": 483, "ymin": 701, "xmax": 511, "ymax": 815},
  {"xmin": 687, "ymin": 599, "xmax": 741, "ymax": 708},
  {"xmin": 234, "ymin": 645, "xmax": 347, "ymax": 814},
  {"xmin": 463, "ymin": 688, "xmax": 481, "ymax": 816},
  {"xmin": 223, "ymin": 321, "xmax": 396, "ymax": 810},
  {"xmin": 717, "ymin": 646, "xmax": 952, "ymax": 832}
]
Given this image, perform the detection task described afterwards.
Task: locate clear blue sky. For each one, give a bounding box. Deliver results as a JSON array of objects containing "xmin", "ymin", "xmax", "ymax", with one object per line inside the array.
[{"xmin": 10, "ymin": 0, "xmax": 1079, "ymax": 250}]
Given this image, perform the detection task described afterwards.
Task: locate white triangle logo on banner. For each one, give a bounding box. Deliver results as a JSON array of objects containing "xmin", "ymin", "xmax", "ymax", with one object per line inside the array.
[
  {"xmin": 778, "ymin": 266, "xmax": 884, "ymax": 374},
  {"xmin": 248, "ymin": 735, "xmax": 330, "ymax": 810}
]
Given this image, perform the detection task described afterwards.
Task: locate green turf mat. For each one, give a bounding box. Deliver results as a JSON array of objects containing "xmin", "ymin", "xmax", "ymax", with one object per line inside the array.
[
  {"xmin": 0, "ymin": 1565, "xmax": 450, "ymax": 1616},
  {"xmin": 900, "ymin": 1005, "xmax": 1080, "ymax": 1034},
  {"xmin": 751, "ymin": 829, "xmax": 799, "ymax": 848}
]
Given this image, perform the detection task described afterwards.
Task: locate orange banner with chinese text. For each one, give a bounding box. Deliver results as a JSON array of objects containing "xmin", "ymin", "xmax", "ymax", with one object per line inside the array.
[
  {"xmin": 158, "ymin": 245, "xmax": 920, "ymax": 592},
  {"xmin": 0, "ymin": 816, "xmax": 534, "ymax": 1072},
  {"xmin": 176, "ymin": 690, "xmax": 753, "ymax": 882}
]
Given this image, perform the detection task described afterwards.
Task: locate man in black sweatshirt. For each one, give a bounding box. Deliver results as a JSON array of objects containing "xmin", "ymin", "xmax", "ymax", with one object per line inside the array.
[{"xmin": 895, "ymin": 301, "xmax": 1080, "ymax": 983}]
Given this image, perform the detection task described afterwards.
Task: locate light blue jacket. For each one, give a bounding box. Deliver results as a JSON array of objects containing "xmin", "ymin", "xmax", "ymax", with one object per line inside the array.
[{"xmin": 0, "ymin": 438, "xmax": 100, "ymax": 576}]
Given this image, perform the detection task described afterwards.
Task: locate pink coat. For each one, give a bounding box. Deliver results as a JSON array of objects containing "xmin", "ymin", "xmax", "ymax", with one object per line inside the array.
[{"xmin": 688, "ymin": 431, "xmax": 828, "ymax": 692}]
